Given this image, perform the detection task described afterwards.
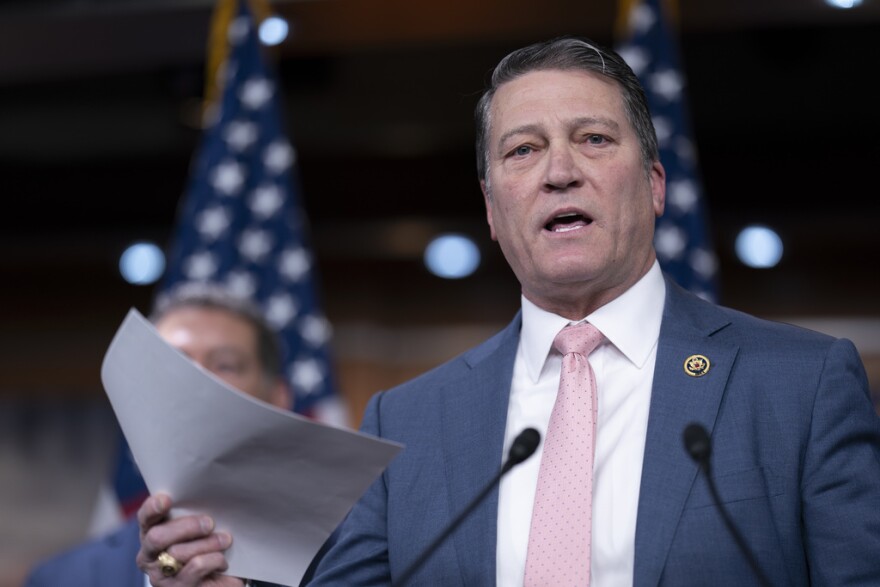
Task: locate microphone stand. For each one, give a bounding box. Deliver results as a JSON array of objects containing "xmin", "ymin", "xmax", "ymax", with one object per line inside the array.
[
  {"xmin": 394, "ymin": 428, "xmax": 540, "ymax": 587},
  {"xmin": 683, "ymin": 423, "xmax": 773, "ymax": 587}
]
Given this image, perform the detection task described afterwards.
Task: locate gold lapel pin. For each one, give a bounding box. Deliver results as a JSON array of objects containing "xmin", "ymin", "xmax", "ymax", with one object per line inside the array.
[{"xmin": 684, "ymin": 354, "xmax": 710, "ymax": 377}]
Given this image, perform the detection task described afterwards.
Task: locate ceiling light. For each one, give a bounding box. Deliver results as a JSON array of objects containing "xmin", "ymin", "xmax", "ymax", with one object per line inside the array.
[
  {"xmin": 824, "ymin": 0, "xmax": 863, "ymax": 8},
  {"xmin": 120, "ymin": 242, "xmax": 165, "ymax": 285},
  {"xmin": 735, "ymin": 225, "xmax": 783, "ymax": 269},
  {"xmin": 424, "ymin": 234, "xmax": 480, "ymax": 279},
  {"xmin": 259, "ymin": 16, "xmax": 289, "ymax": 46}
]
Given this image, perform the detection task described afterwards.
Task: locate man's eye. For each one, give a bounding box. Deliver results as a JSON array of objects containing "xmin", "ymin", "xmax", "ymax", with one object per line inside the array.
[
  {"xmin": 586, "ymin": 134, "xmax": 606, "ymax": 145},
  {"xmin": 513, "ymin": 145, "xmax": 533, "ymax": 156},
  {"xmin": 213, "ymin": 362, "xmax": 244, "ymax": 375}
]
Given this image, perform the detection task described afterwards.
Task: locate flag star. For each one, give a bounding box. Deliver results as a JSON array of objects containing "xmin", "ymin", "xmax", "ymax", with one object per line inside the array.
[
  {"xmin": 264, "ymin": 293, "xmax": 299, "ymax": 328},
  {"xmin": 226, "ymin": 269, "xmax": 257, "ymax": 298},
  {"xmin": 667, "ymin": 179, "xmax": 699, "ymax": 213},
  {"xmin": 617, "ymin": 45, "xmax": 651, "ymax": 77},
  {"xmin": 279, "ymin": 247, "xmax": 311, "ymax": 281},
  {"xmin": 238, "ymin": 228, "xmax": 273, "ymax": 261},
  {"xmin": 629, "ymin": 4, "xmax": 656, "ymax": 35},
  {"xmin": 654, "ymin": 223, "xmax": 687, "ymax": 261},
  {"xmin": 289, "ymin": 358, "xmax": 325, "ymax": 395},
  {"xmin": 239, "ymin": 77, "xmax": 274, "ymax": 110},
  {"xmin": 227, "ymin": 16, "xmax": 250, "ymax": 46},
  {"xmin": 649, "ymin": 69, "xmax": 684, "ymax": 102},
  {"xmin": 250, "ymin": 183, "xmax": 284, "ymax": 219},
  {"xmin": 264, "ymin": 140, "xmax": 296, "ymax": 174},
  {"xmin": 300, "ymin": 314, "xmax": 332, "ymax": 347},
  {"xmin": 195, "ymin": 206, "xmax": 231, "ymax": 240},
  {"xmin": 652, "ymin": 115, "xmax": 673, "ymax": 147},
  {"xmin": 182, "ymin": 251, "xmax": 218, "ymax": 280},
  {"xmin": 223, "ymin": 120, "xmax": 259, "ymax": 152},
  {"xmin": 689, "ymin": 248, "xmax": 718, "ymax": 278},
  {"xmin": 210, "ymin": 160, "xmax": 247, "ymax": 196}
]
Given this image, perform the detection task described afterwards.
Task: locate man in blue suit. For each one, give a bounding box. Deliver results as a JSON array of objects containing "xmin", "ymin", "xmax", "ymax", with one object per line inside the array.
[
  {"xmin": 25, "ymin": 284, "xmax": 292, "ymax": 587},
  {"xmin": 137, "ymin": 37, "xmax": 880, "ymax": 586}
]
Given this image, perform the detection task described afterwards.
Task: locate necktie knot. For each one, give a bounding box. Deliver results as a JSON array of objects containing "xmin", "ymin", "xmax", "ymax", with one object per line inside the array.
[{"xmin": 553, "ymin": 322, "xmax": 603, "ymax": 358}]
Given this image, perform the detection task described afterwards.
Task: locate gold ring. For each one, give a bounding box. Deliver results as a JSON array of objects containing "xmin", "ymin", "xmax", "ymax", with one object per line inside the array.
[{"xmin": 158, "ymin": 551, "xmax": 183, "ymax": 577}]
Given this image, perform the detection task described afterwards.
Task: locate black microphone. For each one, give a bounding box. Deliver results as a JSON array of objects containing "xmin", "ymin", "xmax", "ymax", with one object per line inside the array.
[
  {"xmin": 394, "ymin": 428, "xmax": 541, "ymax": 587},
  {"xmin": 683, "ymin": 423, "xmax": 773, "ymax": 587}
]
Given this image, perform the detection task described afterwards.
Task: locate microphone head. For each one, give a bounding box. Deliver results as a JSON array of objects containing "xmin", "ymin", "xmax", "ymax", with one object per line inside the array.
[
  {"xmin": 683, "ymin": 423, "xmax": 711, "ymax": 465},
  {"xmin": 508, "ymin": 428, "xmax": 541, "ymax": 465}
]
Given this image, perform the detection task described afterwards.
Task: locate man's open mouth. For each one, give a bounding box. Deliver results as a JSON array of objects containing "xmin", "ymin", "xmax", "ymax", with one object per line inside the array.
[{"xmin": 545, "ymin": 212, "xmax": 592, "ymax": 233}]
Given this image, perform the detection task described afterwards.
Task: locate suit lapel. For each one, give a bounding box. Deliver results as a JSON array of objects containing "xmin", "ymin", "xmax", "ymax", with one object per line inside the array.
[
  {"xmin": 441, "ymin": 315, "xmax": 521, "ymax": 585},
  {"xmin": 633, "ymin": 280, "xmax": 737, "ymax": 587}
]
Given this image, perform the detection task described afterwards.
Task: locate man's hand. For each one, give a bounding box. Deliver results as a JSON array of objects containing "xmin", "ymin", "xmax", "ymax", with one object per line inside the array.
[{"xmin": 136, "ymin": 493, "xmax": 244, "ymax": 587}]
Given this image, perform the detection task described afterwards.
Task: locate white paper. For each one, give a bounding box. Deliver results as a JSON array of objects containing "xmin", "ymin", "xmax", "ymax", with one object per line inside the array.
[{"xmin": 100, "ymin": 308, "xmax": 402, "ymax": 586}]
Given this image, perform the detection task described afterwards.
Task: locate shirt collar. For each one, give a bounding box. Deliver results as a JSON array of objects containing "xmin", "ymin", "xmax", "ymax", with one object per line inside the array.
[{"xmin": 520, "ymin": 261, "xmax": 666, "ymax": 383}]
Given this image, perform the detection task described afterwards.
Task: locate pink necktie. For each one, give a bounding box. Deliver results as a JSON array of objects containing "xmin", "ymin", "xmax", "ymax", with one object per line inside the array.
[{"xmin": 524, "ymin": 322, "xmax": 604, "ymax": 587}]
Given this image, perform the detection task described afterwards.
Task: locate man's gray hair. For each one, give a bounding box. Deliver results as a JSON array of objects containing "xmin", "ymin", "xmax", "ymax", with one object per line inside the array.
[
  {"xmin": 150, "ymin": 282, "xmax": 283, "ymax": 380},
  {"xmin": 475, "ymin": 36, "xmax": 659, "ymax": 185}
]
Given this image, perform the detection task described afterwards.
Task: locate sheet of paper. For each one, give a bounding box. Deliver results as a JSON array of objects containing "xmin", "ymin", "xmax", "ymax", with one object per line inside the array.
[{"xmin": 101, "ymin": 308, "xmax": 402, "ymax": 586}]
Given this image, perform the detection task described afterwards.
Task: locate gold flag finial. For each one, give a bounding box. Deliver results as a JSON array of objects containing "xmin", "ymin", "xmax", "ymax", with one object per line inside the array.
[
  {"xmin": 203, "ymin": 0, "xmax": 275, "ymax": 113},
  {"xmin": 614, "ymin": 0, "xmax": 680, "ymax": 42}
]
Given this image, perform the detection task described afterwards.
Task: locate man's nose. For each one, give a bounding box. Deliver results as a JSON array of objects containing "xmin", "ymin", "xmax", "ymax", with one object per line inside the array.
[{"xmin": 543, "ymin": 144, "xmax": 584, "ymax": 191}]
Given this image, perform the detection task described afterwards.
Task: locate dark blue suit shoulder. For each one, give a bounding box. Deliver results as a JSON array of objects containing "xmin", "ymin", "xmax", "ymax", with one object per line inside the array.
[{"xmin": 24, "ymin": 519, "xmax": 143, "ymax": 587}]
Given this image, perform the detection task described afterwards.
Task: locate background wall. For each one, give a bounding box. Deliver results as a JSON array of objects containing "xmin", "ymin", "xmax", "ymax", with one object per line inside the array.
[{"xmin": 1, "ymin": 0, "xmax": 879, "ymax": 585}]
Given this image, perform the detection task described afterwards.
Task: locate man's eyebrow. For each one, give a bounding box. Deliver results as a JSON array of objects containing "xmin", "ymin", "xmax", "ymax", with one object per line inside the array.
[
  {"xmin": 496, "ymin": 124, "xmax": 543, "ymax": 153},
  {"xmin": 496, "ymin": 117, "xmax": 622, "ymax": 152},
  {"xmin": 571, "ymin": 116, "xmax": 621, "ymax": 132},
  {"xmin": 206, "ymin": 347, "xmax": 248, "ymax": 359}
]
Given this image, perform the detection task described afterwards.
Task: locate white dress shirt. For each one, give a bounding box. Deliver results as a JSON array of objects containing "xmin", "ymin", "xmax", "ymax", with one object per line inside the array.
[{"xmin": 496, "ymin": 261, "xmax": 665, "ymax": 587}]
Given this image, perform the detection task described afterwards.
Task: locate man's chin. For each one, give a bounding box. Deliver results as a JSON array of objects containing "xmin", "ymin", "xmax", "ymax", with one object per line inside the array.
[{"xmin": 539, "ymin": 260, "xmax": 602, "ymax": 286}]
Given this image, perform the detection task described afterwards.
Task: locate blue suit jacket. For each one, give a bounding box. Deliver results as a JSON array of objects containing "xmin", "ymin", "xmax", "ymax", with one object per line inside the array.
[
  {"xmin": 310, "ymin": 277, "xmax": 880, "ymax": 586},
  {"xmin": 25, "ymin": 519, "xmax": 144, "ymax": 587}
]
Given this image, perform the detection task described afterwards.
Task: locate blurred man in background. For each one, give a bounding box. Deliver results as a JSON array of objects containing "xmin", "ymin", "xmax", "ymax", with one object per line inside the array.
[{"xmin": 24, "ymin": 283, "xmax": 291, "ymax": 587}]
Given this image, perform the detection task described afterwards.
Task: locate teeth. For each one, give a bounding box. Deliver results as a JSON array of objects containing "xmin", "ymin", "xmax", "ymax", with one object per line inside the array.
[{"xmin": 555, "ymin": 212, "xmax": 578, "ymax": 220}]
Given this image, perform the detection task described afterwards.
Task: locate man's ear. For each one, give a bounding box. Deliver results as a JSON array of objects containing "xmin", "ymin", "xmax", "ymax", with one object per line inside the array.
[
  {"xmin": 481, "ymin": 180, "xmax": 498, "ymax": 241},
  {"xmin": 650, "ymin": 160, "xmax": 666, "ymax": 218}
]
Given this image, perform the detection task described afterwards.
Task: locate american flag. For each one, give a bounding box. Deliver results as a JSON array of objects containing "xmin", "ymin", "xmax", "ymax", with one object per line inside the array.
[
  {"xmin": 158, "ymin": 0, "xmax": 339, "ymax": 418},
  {"xmin": 616, "ymin": 0, "xmax": 719, "ymax": 301},
  {"xmin": 92, "ymin": 0, "xmax": 341, "ymax": 534}
]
